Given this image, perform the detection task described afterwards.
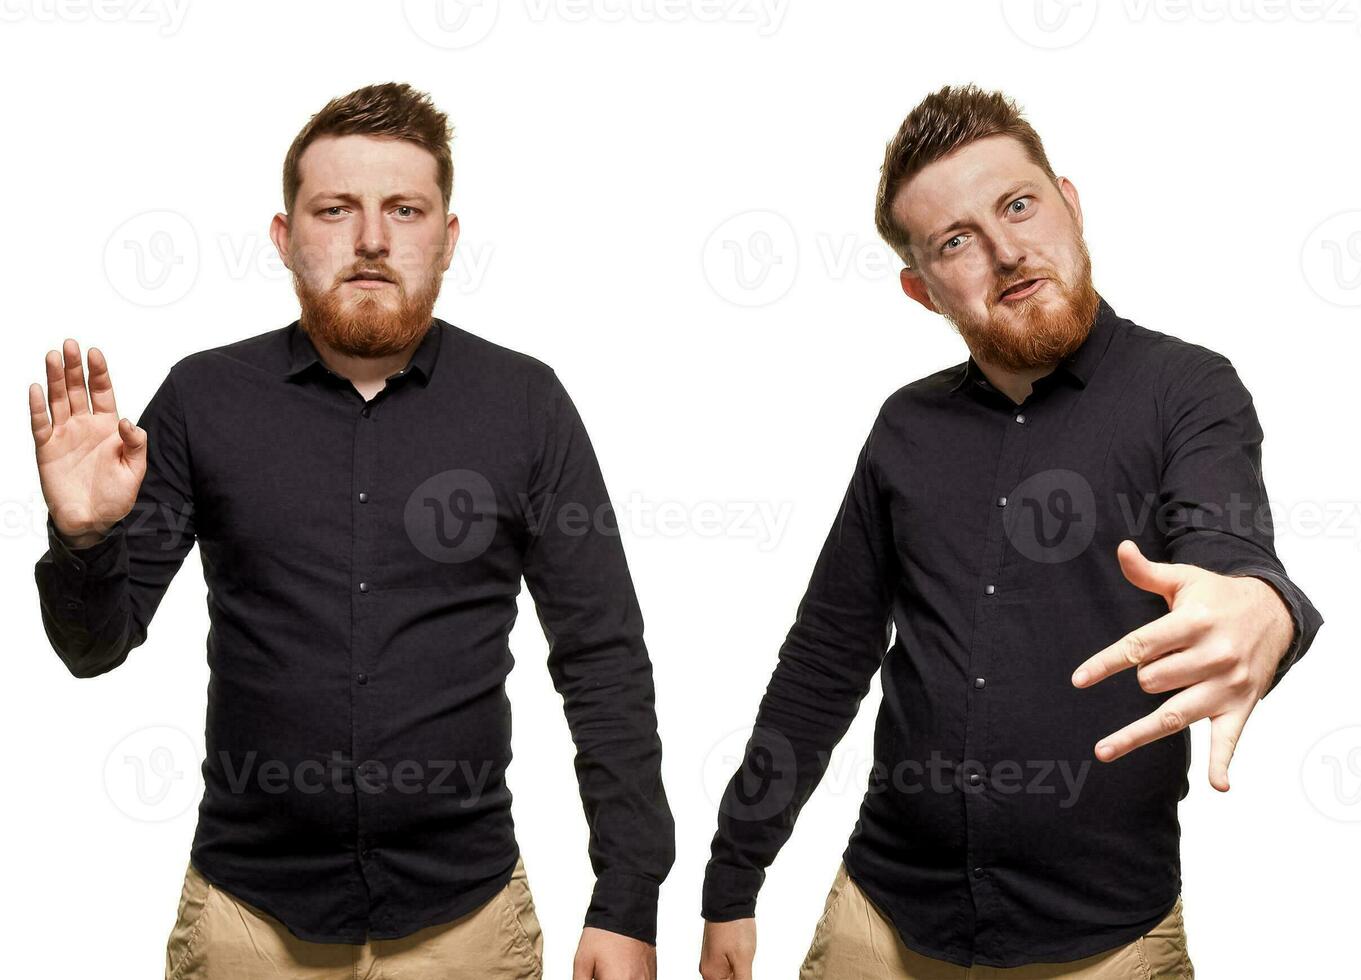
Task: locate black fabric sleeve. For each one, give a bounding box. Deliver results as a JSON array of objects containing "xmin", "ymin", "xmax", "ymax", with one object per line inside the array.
[
  {"xmin": 1159, "ymin": 353, "xmax": 1323, "ymax": 697},
  {"xmin": 520, "ymin": 368, "xmax": 675, "ymax": 945},
  {"xmin": 701, "ymin": 413, "xmax": 896, "ymax": 921}
]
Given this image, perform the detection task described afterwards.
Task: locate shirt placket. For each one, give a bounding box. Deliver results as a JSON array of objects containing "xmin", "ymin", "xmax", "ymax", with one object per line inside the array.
[{"xmin": 962, "ymin": 390, "xmax": 1035, "ymax": 955}]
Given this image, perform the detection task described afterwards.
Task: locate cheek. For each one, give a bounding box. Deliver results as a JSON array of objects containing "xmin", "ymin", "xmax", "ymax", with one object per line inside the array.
[
  {"xmin": 1023, "ymin": 219, "xmax": 1078, "ymax": 274},
  {"xmin": 936, "ymin": 252, "xmax": 996, "ymax": 306},
  {"xmin": 291, "ymin": 227, "xmax": 349, "ymax": 284},
  {"xmin": 389, "ymin": 232, "xmax": 446, "ymax": 279}
]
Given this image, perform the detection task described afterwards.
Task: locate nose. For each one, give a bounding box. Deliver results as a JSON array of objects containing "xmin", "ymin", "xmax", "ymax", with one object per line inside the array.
[
  {"xmin": 355, "ymin": 210, "xmax": 389, "ymax": 259},
  {"xmin": 992, "ymin": 230, "xmax": 1026, "ymax": 272}
]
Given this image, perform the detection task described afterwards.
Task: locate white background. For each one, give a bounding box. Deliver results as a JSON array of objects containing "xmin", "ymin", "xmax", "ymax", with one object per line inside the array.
[{"xmin": 2, "ymin": 2, "xmax": 1359, "ymax": 977}]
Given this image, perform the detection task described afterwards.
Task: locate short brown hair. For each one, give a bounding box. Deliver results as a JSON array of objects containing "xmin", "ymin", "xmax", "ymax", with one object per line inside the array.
[
  {"xmin": 874, "ymin": 84, "xmax": 1057, "ymax": 266},
  {"xmin": 282, "ymin": 82, "xmax": 454, "ymax": 215}
]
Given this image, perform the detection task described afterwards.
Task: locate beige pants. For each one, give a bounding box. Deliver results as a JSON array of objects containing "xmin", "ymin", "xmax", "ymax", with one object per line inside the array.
[
  {"xmin": 164, "ymin": 856, "xmax": 544, "ymax": 979},
  {"xmin": 799, "ymin": 863, "xmax": 1194, "ymax": 980}
]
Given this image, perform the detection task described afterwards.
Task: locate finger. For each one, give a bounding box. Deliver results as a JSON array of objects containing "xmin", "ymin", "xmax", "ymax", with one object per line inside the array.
[
  {"xmin": 1072, "ymin": 606, "xmax": 1200, "ymax": 687},
  {"xmin": 119, "ymin": 418, "xmax": 148, "ymax": 467},
  {"xmin": 572, "ymin": 952, "xmax": 592, "ymax": 980},
  {"xmin": 1115, "ymin": 538, "xmax": 1190, "ymax": 604},
  {"xmin": 86, "ymin": 346, "xmax": 118, "ymax": 416},
  {"xmin": 1135, "ymin": 648, "xmax": 1213, "ymax": 694},
  {"xmin": 29, "ymin": 383, "xmax": 53, "ymax": 448},
  {"xmin": 45, "ymin": 349, "xmax": 70, "ymax": 426},
  {"xmin": 1208, "ymin": 709, "xmax": 1248, "ymax": 793},
  {"xmin": 1094, "ymin": 687, "xmax": 1210, "ymax": 762},
  {"xmin": 63, "ymin": 338, "xmax": 91, "ymax": 416}
]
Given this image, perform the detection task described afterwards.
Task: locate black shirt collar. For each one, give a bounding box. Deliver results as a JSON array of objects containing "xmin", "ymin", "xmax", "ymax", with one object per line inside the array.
[{"xmin": 283, "ymin": 317, "xmax": 442, "ymax": 386}]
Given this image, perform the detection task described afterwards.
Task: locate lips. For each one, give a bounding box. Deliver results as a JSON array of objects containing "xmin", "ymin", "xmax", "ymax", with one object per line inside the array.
[
  {"xmin": 347, "ymin": 271, "xmax": 392, "ymax": 283},
  {"xmin": 1000, "ymin": 277, "xmax": 1044, "ymax": 301}
]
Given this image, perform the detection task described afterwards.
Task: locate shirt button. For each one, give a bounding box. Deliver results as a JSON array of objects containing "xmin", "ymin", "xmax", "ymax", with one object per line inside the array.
[
  {"xmin": 358, "ymin": 581, "xmax": 369, "ymax": 593},
  {"xmin": 984, "ymin": 584, "xmax": 995, "ymax": 595},
  {"xmin": 996, "ymin": 496, "xmax": 1007, "ymax": 507},
  {"xmin": 357, "ymin": 673, "xmax": 368, "ymax": 685},
  {"xmin": 974, "ymin": 677, "xmax": 986, "ymax": 689},
  {"xmin": 968, "ymin": 772, "xmax": 982, "ymax": 785},
  {"xmin": 359, "ymin": 842, "xmax": 371, "ymax": 859},
  {"xmin": 358, "ymin": 492, "xmax": 369, "ymax": 503},
  {"xmin": 361, "ymin": 405, "xmax": 371, "ymax": 418},
  {"xmin": 1015, "ymin": 413, "xmax": 1026, "ymax": 424},
  {"xmin": 973, "ymin": 866, "xmax": 985, "ymax": 879}
]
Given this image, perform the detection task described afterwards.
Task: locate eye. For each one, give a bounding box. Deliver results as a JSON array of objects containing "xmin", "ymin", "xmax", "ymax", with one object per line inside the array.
[
  {"xmin": 1008, "ymin": 196, "xmax": 1033, "ymax": 215},
  {"xmin": 394, "ymin": 206, "xmax": 421, "ymax": 218},
  {"xmin": 321, "ymin": 206, "xmax": 347, "ymax": 217},
  {"xmin": 942, "ymin": 234, "xmax": 967, "ymax": 254}
]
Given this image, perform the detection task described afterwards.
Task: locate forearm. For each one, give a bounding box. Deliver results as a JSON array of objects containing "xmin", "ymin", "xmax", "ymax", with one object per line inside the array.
[
  {"xmin": 701, "ymin": 608, "xmax": 889, "ymax": 921},
  {"xmin": 34, "ymin": 515, "xmax": 137, "ymax": 678},
  {"xmin": 550, "ymin": 622, "xmax": 674, "ymax": 945}
]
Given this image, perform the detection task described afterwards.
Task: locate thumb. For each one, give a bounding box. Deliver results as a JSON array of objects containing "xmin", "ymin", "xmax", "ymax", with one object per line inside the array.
[
  {"xmin": 119, "ymin": 418, "xmax": 147, "ymax": 466},
  {"xmin": 1115, "ymin": 538, "xmax": 1186, "ymax": 603},
  {"xmin": 572, "ymin": 951, "xmax": 593, "ymax": 980}
]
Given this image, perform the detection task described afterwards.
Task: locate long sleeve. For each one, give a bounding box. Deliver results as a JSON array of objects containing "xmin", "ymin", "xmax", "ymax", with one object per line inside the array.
[
  {"xmin": 1159, "ymin": 352, "xmax": 1323, "ymax": 697},
  {"xmin": 33, "ymin": 368, "xmax": 198, "ymax": 678},
  {"xmin": 519, "ymin": 368, "xmax": 675, "ymax": 946},
  {"xmin": 700, "ymin": 413, "xmax": 897, "ymax": 922}
]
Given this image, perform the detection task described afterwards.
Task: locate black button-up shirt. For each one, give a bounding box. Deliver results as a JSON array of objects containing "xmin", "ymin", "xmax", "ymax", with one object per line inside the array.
[
  {"xmin": 701, "ymin": 296, "xmax": 1322, "ymax": 967},
  {"xmin": 35, "ymin": 318, "xmax": 675, "ymax": 945}
]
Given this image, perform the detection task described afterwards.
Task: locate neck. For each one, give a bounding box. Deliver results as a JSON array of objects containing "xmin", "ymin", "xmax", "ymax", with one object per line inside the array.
[
  {"xmin": 309, "ymin": 331, "xmax": 424, "ymax": 389},
  {"xmin": 972, "ymin": 356, "xmax": 1055, "ymax": 408}
]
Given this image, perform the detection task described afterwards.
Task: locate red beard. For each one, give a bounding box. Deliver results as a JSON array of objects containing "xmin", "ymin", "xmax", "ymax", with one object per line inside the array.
[
  {"xmin": 293, "ymin": 258, "xmax": 443, "ymax": 358},
  {"xmin": 945, "ymin": 237, "xmax": 1100, "ymax": 372}
]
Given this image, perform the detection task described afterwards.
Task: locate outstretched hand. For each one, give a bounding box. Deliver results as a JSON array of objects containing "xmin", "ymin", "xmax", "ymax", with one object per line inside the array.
[{"xmin": 1071, "ymin": 539, "xmax": 1294, "ymax": 792}]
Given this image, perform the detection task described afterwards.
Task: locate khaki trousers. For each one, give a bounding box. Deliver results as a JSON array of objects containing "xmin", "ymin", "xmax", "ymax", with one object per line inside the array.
[
  {"xmin": 799, "ymin": 863, "xmax": 1194, "ymax": 980},
  {"xmin": 164, "ymin": 856, "xmax": 544, "ymax": 979}
]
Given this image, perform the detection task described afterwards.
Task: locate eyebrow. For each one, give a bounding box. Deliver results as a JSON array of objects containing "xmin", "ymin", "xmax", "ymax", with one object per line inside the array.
[
  {"xmin": 306, "ymin": 191, "xmax": 435, "ymax": 209},
  {"xmin": 927, "ymin": 181, "xmax": 1036, "ymax": 247}
]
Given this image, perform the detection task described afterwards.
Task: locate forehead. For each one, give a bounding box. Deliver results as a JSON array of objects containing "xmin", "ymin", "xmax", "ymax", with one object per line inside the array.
[
  {"xmin": 892, "ymin": 134, "xmax": 1047, "ymax": 242},
  {"xmin": 296, "ymin": 134, "xmax": 440, "ymax": 198}
]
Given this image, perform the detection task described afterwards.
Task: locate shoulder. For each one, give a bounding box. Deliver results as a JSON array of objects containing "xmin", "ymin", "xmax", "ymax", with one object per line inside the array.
[
  {"xmin": 1108, "ymin": 306, "xmax": 1237, "ymax": 393},
  {"xmin": 443, "ymin": 321, "xmax": 558, "ymax": 385}
]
